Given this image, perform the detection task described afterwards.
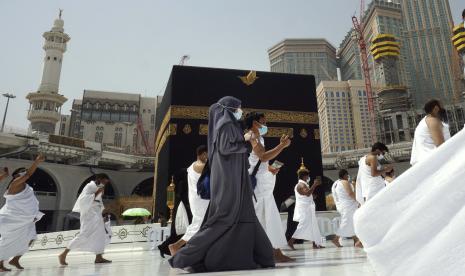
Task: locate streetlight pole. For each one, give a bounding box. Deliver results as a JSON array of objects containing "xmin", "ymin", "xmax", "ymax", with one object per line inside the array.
[{"xmin": 1, "ymin": 93, "xmax": 16, "ymax": 132}]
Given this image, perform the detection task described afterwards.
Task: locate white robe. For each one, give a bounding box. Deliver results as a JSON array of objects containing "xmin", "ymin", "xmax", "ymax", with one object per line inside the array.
[
  {"xmin": 67, "ymin": 181, "xmax": 111, "ymax": 254},
  {"xmin": 181, "ymin": 163, "xmax": 209, "ymax": 241},
  {"xmin": 0, "ymin": 184, "xmax": 44, "ymax": 261},
  {"xmin": 292, "ymin": 180, "xmax": 322, "ymax": 245},
  {"xmin": 331, "ymin": 180, "xmax": 358, "ymax": 238},
  {"xmin": 354, "ymin": 129, "xmax": 465, "ymax": 276},
  {"xmin": 249, "ymin": 137, "xmax": 287, "ymax": 249},
  {"xmin": 355, "ymin": 155, "xmax": 385, "ymax": 204},
  {"xmin": 410, "ymin": 116, "xmax": 450, "ymax": 165}
]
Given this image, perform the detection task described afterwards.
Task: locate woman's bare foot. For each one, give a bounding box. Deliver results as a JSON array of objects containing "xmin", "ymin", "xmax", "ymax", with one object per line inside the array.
[
  {"xmin": 312, "ymin": 242, "xmax": 325, "ymax": 249},
  {"xmin": 58, "ymin": 252, "xmax": 68, "ymax": 266},
  {"xmin": 8, "ymin": 256, "xmax": 24, "ymax": 269},
  {"xmin": 168, "ymin": 244, "xmax": 180, "ymax": 256},
  {"xmin": 331, "ymin": 237, "xmax": 343, "ymax": 248},
  {"xmin": 273, "ymin": 249, "xmax": 295, "ymax": 263},
  {"xmin": 168, "ymin": 239, "xmax": 186, "ymax": 256},
  {"xmin": 287, "ymin": 239, "xmax": 296, "ymax": 250}
]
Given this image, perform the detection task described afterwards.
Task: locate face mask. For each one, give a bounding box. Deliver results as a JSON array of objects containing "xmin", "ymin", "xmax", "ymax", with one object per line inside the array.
[
  {"xmin": 258, "ymin": 124, "xmax": 268, "ymax": 136},
  {"xmin": 17, "ymin": 171, "xmax": 27, "ymax": 177},
  {"xmin": 306, "ymin": 178, "xmax": 311, "ymax": 184},
  {"xmin": 234, "ymin": 109, "xmax": 243, "ymax": 121},
  {"xmin": 348, "ymin": 175, "xmax": 352, "ymax": 183},
  {"xmin": 95, "ymin": 193, "xmax": 102, "ymax": 200},
  {"xmin": 377, "ymin": 154, "xmax": 384, "ymax": 161}
]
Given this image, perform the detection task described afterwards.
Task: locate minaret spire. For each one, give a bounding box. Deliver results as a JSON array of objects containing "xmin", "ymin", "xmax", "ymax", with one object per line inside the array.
[{"xmin": 26, "ymin": 15, "xmax": 70, "ymax": 134}]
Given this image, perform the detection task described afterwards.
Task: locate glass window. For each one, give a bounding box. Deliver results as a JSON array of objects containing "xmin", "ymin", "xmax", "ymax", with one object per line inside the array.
[
  {"xmin": 336, "ymin": 92, "xmax": 340, "ymax": 97},
  {"xmin": 101, "ymin": 111, "xmax": 110, "ymax": 121},
  {"xmin": 120, "ymin": 113, "xmax": 129, "ymax": 122}
]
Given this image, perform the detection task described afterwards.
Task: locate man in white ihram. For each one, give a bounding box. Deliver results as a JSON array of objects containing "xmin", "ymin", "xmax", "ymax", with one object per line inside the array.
[
  {"xmin": 331, "ymin": 169, "xmax": 360, "ymax": 248},
  {"xmin": 355, "ymin": 142, "xmax": 392, "ymax": 205},
  {"xmin": 169, "ymin": 145, "xmax": 209, "ymax": 256},
  {"xmin": 245, "ymin": 112, "xmax": 293, "ymax": 262},
  {"xmin": 354, "ymin": 99, "xmax": 464, "ymax": 276},
  {"xmin": 59, "ymin": 174, "xmax": 112, "ymax": 265}
]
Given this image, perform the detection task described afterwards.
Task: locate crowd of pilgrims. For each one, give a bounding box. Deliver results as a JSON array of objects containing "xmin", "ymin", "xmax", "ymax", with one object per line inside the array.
[{"xmin": 0, "ymin": 97, "xmax": 461, "ymax": 274}]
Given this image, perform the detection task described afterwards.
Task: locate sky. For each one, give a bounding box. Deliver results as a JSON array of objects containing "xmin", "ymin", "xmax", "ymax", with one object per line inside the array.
[{"xmin": 0, "ymin": 0, "xmax": 463, "ymax": 130}]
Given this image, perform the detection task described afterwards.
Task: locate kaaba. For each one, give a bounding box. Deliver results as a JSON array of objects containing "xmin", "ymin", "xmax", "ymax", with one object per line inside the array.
[{"xmin": 153, "ymin": 65, "xmax": 324, "ymax": 219}]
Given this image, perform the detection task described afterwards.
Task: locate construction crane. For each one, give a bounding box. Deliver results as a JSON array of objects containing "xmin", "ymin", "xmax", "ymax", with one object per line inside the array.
[
  {"xmin": 352, "ymin": 0, "xmax": 377, "ymax": 143},
  {"xmin": 179, "ymin": 55, "xmax": 190, "ymax": 65},
  {"xmin": 137, "ymin": 116, "xmax": 153, "ymax": 155}
]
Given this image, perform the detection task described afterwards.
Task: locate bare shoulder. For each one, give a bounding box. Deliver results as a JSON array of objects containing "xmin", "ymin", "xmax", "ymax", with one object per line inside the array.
[
  {"xmin": 193, "ymin": 162, "xmax": 205, "ymax": 174},
  {"xmin": 366, "ymin": 154, "xmax": 376, "ymax": 165},
  {"xmin": 425, "ymin": 116, "xmax": 442, "ymax": 128}
]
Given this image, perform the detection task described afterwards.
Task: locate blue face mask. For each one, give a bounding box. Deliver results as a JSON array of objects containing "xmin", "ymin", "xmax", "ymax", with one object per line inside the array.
[
  {"xmin": 234, "ymin": 109, "xmax": 243, "ymax": 121},
  {"xmin": 258, "ymin": 124, "xmax": 268, "ymax": 136}
]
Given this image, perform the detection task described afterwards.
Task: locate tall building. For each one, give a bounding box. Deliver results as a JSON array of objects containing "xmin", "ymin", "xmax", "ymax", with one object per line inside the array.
[
  {"xmin": 69, "ymin": 99, "xmax": 82, "ymax": 138},
  {"xmin": 317, "ymin": 80, "xmax": 372, "ymax": 153},
  {"xmin": 338, "ymin": 29, "xmax": 363, "ymax": 81},
  {"xmin": 55, "ymin": 115, "xmax": 71, "ymax": 136},
  {"xmin": 399, "ymin": 0, "xmax": 463, "ymax": 108},
  {"xmin": 68, "ymin": 90, "xmax": 157, "ymax": 154},
  {"xmin": 362, "ymin": 0, "xmax": 413, "ymax": 143},
  {"xmin": 268, "ymin": 39, "xmax": 337, "ymax": 85},
  {"xmin": 26, "ymin": 11, "xmax": 69, "ymax": 134}
]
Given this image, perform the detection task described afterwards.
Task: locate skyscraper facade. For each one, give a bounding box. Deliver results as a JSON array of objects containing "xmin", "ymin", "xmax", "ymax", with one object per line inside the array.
[
  {"xmin": 317, "ymin": 80, "xmax": 372, "ymax": 153},
  {"xmin": 399, "ymin": 0, "xmax": 463, "ymax": 108},
  {"xmin": 268, "ymin": 39, "xmax": 338, "ymax": 86}
]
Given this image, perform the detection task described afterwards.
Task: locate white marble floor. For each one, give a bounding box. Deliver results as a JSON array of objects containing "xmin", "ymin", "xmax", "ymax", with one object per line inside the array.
[{"xmin": 2, "ymin": 240, "xmax": 376, "ymax": 276}]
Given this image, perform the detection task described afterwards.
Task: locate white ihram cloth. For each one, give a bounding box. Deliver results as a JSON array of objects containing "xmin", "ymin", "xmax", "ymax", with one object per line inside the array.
[
  {"xmin": 354, "ymin": 129, "xmax": 465, "ymax": 276},
  {"xmin": 355, "ymin": 155, "xmax": 385, "ymax": 204},
  {"xmin": 292, "ymin": 180, "xmax": 322, "ymax": 245},
  {"xmin": 68, "ymin": 181, "xmax": 111, "ymax": 254},
  {"xmin": 0, "ymin": 185, "xmax": 44, "ymax": 261},
  {"xmin": 410, "ymin": 116, "xmax": 450, "ymax": 166},
  {"xmin": 181, "ymin": 163, "xmax": 209, "ymax": 241},
  {"xmin": 331, "ymin": 180, "xmax": 358, "ymax": 237},
  {"xmin": 249, "ymin": 137, "xmax": 287, "ymax": 248}
]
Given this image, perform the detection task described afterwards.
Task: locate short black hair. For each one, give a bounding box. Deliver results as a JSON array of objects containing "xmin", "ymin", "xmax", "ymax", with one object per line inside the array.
[
  {"xmin": 244, "ymin": 112, "xmax": 265, "ymax": 129},
  {"xmin": 371, "ymin": 142, "xmax": 389, "ymax": 153},
  {"xmin": 424, "ymin": 99, "xmax": 441, "ymax": 114},
  {"xmin": 196, "ymin": 145, "xmax": 207, "ymax": 156},
  {"xmin": 338, "ymin": 169, "xmax": 349, "ymax": 179},
  {"xmin": 298, "ymin": 170, "xmax": 310, "ymax": 180},
  {"xmin": 95, "ymin": 173, "xmax": 110, "ymax": 181},
  {"xmin": 462, "ymin": 9, "xmax": 465, "ymax": 19}
]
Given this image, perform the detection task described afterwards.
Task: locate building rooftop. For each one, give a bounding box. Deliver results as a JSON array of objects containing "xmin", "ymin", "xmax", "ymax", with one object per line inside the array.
[
  {"xmin": 268, "ymin": 38, "xmax": 337, "ymax": 54},
  {"xmin": 83, "ymin": 90, "xmax": 141, "ymax": 103}
]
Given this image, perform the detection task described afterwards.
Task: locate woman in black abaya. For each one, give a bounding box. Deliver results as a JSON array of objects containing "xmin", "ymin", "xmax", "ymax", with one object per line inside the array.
[{"xmin": 169, "ymin": 96, "xmax": 275, "ymax": 272}]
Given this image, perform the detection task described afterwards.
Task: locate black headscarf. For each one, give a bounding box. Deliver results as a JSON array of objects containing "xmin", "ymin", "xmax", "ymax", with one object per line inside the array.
[{"xmin": 207, "ymin": 96, "xmax": 242, "ymax": 162}]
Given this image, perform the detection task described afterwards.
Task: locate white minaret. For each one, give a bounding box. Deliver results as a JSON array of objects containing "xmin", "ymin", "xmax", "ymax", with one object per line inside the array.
[{"xmin": 26, "ymin": 10, "xmax": 69, "ymax": 134}]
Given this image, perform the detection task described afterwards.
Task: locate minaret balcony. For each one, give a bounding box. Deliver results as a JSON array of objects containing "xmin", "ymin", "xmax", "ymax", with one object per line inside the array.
[{"xmin": 28, "ymin": 110, "xmax": 61, "ymax": 123}]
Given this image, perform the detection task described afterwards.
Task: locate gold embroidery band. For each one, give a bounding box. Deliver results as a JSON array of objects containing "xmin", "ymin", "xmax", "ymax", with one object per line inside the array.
[
  {"xmin": 170, "ymin": 105, "xmax": 319, "ymax": 125},
  {"xmin": 198, "ymin": 124, "xmax": 293, "ymax": 138},
  {"xmin": 155, "ymin": 105, "xmax": 319, "ymax": 152}
]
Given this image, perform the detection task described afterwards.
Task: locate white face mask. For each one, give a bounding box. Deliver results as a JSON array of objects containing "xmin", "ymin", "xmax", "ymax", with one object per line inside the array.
[
  {"xmin": 306, "ymin": 178, "xmax": 311, "ymax": 184},
  {"xmin": 95, "ymin": 193, "xmax": 102, "ymax": 200},
  {"xmin": 377, "ymin": 154, "xmax": 384, "ymax": 161},
  {"xmin": 234, "ymin": 108, "xmax": 243, "ymax": 121},
  {"xmin": 17, "ymin": 171, "xmax": 27, "ymax": 177}
]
